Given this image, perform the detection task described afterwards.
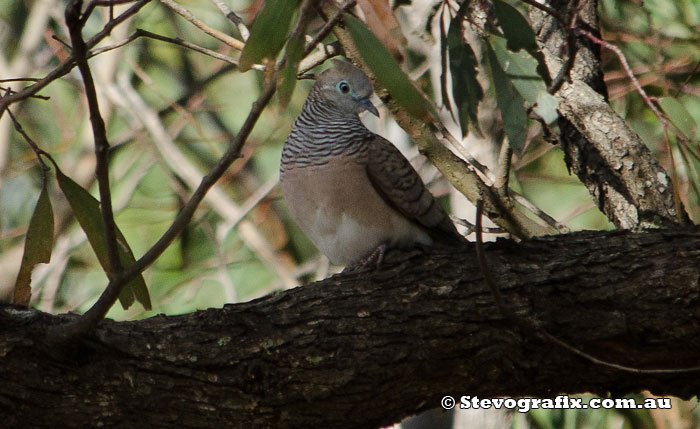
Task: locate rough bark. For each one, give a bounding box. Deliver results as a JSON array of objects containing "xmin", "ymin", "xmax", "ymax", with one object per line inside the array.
[
  {"xmin": 2, "ymin": 227, "xmax": 700, "ymax": 428},
  {"xmin": 530, "ymin": 0, "xmax": 684, "ymax": 229}
]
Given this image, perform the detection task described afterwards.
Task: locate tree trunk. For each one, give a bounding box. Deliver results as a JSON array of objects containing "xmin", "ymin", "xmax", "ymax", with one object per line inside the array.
[
  {"xmin": 2, "ymin": 227, "xmax": 700, "ymax": 428},
  {"xmin": 530, "ymin": 0, "xmax": 683, "ymax": 229}
]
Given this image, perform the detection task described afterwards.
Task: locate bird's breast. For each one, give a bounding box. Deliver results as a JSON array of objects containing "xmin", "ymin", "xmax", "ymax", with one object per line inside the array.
[{"xmin": 280, "ymin": 157, "xmax": 431, "ymax": 265}]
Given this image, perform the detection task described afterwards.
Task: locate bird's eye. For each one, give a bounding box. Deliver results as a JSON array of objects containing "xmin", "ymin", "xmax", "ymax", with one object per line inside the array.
[{"xmin": 337, "ymin": 81, "xmax": 350, "ymax": 94}]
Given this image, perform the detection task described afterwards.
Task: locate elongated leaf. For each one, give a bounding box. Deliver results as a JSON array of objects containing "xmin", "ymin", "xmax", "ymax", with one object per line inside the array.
[
  {"xmin": 357, "ymin": 0, "xmax": 407, "ymax": 58},
  {"xmin": 487, "ymin": 44, "xmax": 528, "ymax": 152},
  {"xmin": 439, "ymin": 8, "xmax": 456, "ymax": 123},
  {"xmin": 238, "ymin": 0, "xmax": 298, "ymax": 72},
  {"xmin": 447, "ymin": 1, "xmax": 483, "ymax": 136},
  {"xmin": 490, "ymin": 35, "xmax": 558, "ymax": 124},
  {"xmin": 659, "ymin": 97, "xmax": 698, "ymax": 141},
  {"xmin": 345, "ymin": 14, "xmax": 432, "ymax": 120},
  {"xmin": 14, "ymin": 179, "xmax": 54, "ymax": 305},
  {"xmin": 493, "ymin": 0, "xmax": 549, "ymax": 84},
  {"xmin": 278, "ymin": 32, "xmax": 304, "ymax": 108},
  {"xmin": 55, "ymin": 168, "xmax": 151, "ymax": 310}
]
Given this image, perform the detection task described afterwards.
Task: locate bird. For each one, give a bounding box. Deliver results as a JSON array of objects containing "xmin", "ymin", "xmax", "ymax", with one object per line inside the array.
[{"xmin": 280, "ymin": 59, "xmax": 464, "ymax": 269}]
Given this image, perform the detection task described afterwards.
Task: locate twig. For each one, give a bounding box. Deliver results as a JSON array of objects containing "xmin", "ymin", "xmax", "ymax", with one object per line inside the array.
[
  {"xmin": 452, "ymin": 216, "xmax": 503, "ymax": 235},
  {"xmin": 299, "ymin": 41, "xmax": 342, "ymax": 75},
  {"xmin": 434, "ymin": 123, "xmax": 495, "ymax": 185},
  {"xmin": 577, "ymin": 28, "xmax": 665, "ymax": 123},
  {"xmin": 158, "ymin": 0, "xmax": 245, "ymax": 51},
  {"xmin": 225, "ymin": 174, "xmax": 280, "ymax": 231},
  {"xmin": 0, "ymin": 86, "xmax": 50, "ymax": 101},
  {"xmin": 92, "ymin": 0, "xmax": 142, "ymax": 5},
  {"xmin": 495, "ymin": 142, "xmax": 512, "ymax": 199},
  {"xmin": 302, "ymin": 0, "xmax": 356, "ymax": 58},
  {"xmin": 90, "ymin": 29, "xmax": 264, "ymax": 70},
  {"xmin": 6, "ymin": 106, "xmax": 49, "ymax": 172},
  {"xmin": 0, "ymin": 78, "xmax": 41, "ymax": 83},
  {"xmin": 65, "ymin": 0, "xmax": 122, "ymax": 278},
  {"xmin": 511, "ymin": 191, "xmax": 570, "ymax": 233},
  {"xmin": 209, "ymin": 0, "xmax": 249, "ymax": 41},
  {"xmin": 158, "ymin": 64, "xmax": 237, "ymax": 117}
]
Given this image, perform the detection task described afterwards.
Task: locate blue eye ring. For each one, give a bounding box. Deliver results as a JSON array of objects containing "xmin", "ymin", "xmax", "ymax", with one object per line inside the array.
[{"xmin": 337, "ymin": 80, "xmax": 351, "ymax": 94}]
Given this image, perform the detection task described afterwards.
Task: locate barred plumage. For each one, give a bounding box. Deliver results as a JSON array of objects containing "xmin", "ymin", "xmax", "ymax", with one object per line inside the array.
[
  {"xmin": 280, "ymin": 60, "xmax": 463, "ymax": 267},
  {"xmin": 280, "ymin": 88, "xmax": 371, "ymax": 171}
]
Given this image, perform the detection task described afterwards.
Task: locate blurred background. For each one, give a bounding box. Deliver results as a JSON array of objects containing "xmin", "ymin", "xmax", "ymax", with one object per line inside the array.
[{"xmin": 1, "ymin": 0, "xmax": 699, "ymax": 427}]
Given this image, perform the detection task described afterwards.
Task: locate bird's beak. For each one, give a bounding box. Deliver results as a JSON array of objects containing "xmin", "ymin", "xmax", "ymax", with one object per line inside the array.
[{"xmin": 358, "ymin": 97, "xmax": 379, "ymax": 117}]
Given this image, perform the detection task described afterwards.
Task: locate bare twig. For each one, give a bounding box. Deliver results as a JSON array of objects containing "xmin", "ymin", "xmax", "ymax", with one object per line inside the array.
[
  {"xmin": 0, "ymin": 78, "xmax": 42, "ymax": 83},
  {"xmin": 6, "ymin": 107, "xmax": 50, "ymax": 174},
  {"xmin": 158, "ymin": 0, "xmax": 245, "ymax": 51},
  {"xmin": 495, "ymin": 142, "xmax": 512, "ymax": 199},
  {"xmin": 0, "ymin": 87, "xmax": 50, "ymax": 101},
  {"xmin": 91, "ymin": 28, "xmax": 265, "ymax": 70},
  {"xmin": 299, "ymin": 41, "xmax": 342, "ymax": 75},
  {"xmin": 577, "ymin": 28, "xmax": 665, "ymax": 123},
  {"xmin": 435, "ymin": 124, "xmax": 495, "ymax": 185},
  {"xmin": 65, "ymin": 0, "xmax": 122, "ymax": 277},
  {"xmin": 225, "ymin": 174, "xmax": 280, "ymax": 231},
  {"xmin": 452, "ymin": 215, "xmax": 503, "ymax": 235},
  {"xmin": 209, "ymin": 0, "xmax": 249, "ymax": 41},
  {"xmin": 511, "ymin": 191, "xmax": 570, "ymax": 233},
  {"xmin": 92, "ymin": 0, "xmax": 142, "ymax": 6},
  {"xmin": 302, "ymin": 0, "xmax": 356, "ymax": 58}
]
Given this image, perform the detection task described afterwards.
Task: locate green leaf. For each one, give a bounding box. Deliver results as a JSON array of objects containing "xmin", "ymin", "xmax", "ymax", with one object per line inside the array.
[
  {"xmin": 439, "ymin": 8, "xmax": 455, "ymax": 123},
  {"xmin": 659, "ymin": 97, "xmax": 698, "ymax": 141},
  {"xmin": 487, "ymin": 43, "xmax": 528, "ymax": 152},
  {"xmin": 238, "ymin": 0, "xmax": 299, "ymax": 72},
  {"xmin": 14, "ymin": 178, "xmax": 54, "ymax": 305},
  {"xmin": 278, "ymin": 33, "xmax": 304, "ymax": 108},
  {"xmin": 56, "ymin": 168, "xmax": 151, "ymax": 310},
  {"xmin": 490, "ymin": 35, "xmax": 558, "ymax": 124},
  {"xmin": 493, "ymin": 0, "xmax": 550, "ymax": 84},
  {"xmin": 447, "ymin": 1, "xmax": 483, "ymax": 136},
  {"xmin": 344, "ymin": 14, "xmax": 432, "ymax": 120}
]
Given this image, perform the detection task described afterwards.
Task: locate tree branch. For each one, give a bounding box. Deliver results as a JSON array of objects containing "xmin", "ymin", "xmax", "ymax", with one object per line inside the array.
[
  {"xmin": 530, "ymin": 0, "xmax": 686, "ymax": 229},
  {"xmin": 3, "ymin": 227, "xmax": 700, "ymax": 427},
  {"xmin": 65, "ymin": 0, "xmax": 122, "ymax": 277}
]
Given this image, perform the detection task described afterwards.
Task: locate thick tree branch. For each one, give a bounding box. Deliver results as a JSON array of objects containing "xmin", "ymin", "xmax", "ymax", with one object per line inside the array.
[
  {"xmin": 3, "ymin": 227, "xmax": 700, "ymax": 428},
  {"xmin": 530, "ymin": 0, "xmax": 686, "ymax": 229}
]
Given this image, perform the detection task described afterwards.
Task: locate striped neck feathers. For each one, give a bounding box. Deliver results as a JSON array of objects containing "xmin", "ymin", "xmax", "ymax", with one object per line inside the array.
[{"xmin": 281, "ymin": 90, "xmax": 373, "ymax": 169}]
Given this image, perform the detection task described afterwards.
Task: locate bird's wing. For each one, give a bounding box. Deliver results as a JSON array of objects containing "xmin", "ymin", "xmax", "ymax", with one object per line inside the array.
[{"xmin": 365, "ymin": 135, "xmax": 464, "ymax": 244}]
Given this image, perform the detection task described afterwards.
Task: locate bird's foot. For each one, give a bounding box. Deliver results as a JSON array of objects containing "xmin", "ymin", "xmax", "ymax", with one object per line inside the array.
[{"xmin": 342, "ymin": 243, "xmax": 388, "ymax": 272}]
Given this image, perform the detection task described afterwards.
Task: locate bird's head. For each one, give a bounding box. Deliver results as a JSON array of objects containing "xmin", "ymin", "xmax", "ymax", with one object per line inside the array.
[{"xmin": 312, "ymin": 59, "xmax": 379, "ymax": 117}]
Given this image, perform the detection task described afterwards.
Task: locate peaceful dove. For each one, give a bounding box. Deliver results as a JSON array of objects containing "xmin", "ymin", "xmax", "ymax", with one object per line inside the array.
[{"xmin": 280, "ymin": 59, "xmax": 463, "ymax": 268}]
